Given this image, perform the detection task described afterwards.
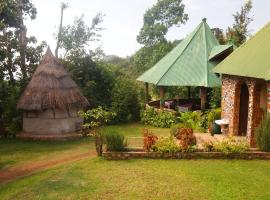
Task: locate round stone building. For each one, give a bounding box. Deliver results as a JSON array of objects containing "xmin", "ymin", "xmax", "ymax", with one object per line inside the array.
[{"xmin": 17, "ymin": 47, "xmax": 89, "ymax": 140}]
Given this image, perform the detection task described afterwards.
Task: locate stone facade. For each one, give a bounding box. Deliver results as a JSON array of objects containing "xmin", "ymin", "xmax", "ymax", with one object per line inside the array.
[{"xmin": 221, "ymin": 75, "xmax": 267, "ymax": 147}]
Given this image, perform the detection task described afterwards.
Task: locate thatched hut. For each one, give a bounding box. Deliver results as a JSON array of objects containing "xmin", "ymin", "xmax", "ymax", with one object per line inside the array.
[{"xmin": 17, "ymin": 47, "xmax": 89, "ymax": 140}]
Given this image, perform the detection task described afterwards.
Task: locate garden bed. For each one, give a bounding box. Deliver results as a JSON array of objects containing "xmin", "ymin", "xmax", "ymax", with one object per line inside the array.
[{"xmin": 103, "ymin": 150, "xmax": 270, "ymax": 160}]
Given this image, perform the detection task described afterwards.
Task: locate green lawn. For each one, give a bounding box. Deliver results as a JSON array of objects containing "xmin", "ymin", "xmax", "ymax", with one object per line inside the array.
[
  {"xmin": 1, "ymin": 123, "xmax": 270, "ymax": 200},
  {"xmin": 1, "ymin": 158, "xmax": 270, "ymax": 200},
  {"xmin": 0, "ymin": 138, "xmax": 94, "ymax": 170},
  {"xmin": 102, "ymin": 123, "xmax": 170, "ymax": 137}
]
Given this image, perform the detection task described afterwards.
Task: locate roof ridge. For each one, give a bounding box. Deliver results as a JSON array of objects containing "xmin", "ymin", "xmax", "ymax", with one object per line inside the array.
[
  {"xmin": 203, "ymin": 22, "xmax": 209, "ymax": 87},
  {"xmin": 156, "ymin": 21, "xmax": 204, "ymax": 85}
]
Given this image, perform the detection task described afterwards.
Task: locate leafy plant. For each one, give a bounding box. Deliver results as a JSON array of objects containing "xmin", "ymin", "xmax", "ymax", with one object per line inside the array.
[
  {"xmin": 142, "ymin": 128, "xmax": 158, "ymax": 152},
  {"xmin": 213, "ymin": 137, "xmax": 248, "ymax": 154},
  {"xmin": 104, "ymin": 131, "xmax": 127, "ymax": 152},
  {"xmin": 170, "ymin": 123, "xmax": 186, "ymax": 137},
  {"xmin": 111, "ymin": 77, "xmax": 141, "ymax": 123},
  {"xmin": 141, "ymin": 107, "xmax": 176, "ymax": 128},
  {"xmin": 255, "ymin": 113, "xmax": 270, "ymax": 151},
  {"xmin": 176, "ymin": 127, "xmax": 196, "ymax": 151},
  {"xmin": 202, "ymin": 141, "xmax": 214, "ymax": 152},
  {"xmin": 177, "ymin": 111, "xmax": 205, "ymax": 132},
  {"xmin": 79, "ymin": 106, "xmax": 116, "ymax": 156},
  {"xmin": 153, "ymin": 137, "xmax": 181, "ymax": 153}
]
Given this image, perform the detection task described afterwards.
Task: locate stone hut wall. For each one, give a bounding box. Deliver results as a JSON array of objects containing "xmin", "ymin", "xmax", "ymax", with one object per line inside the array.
[
  {"xmin": 221, "ymin": 75, "xmax": 267, "ymax": 147},
  {"xmin": 22, "ymin": 107, "xmax": 83, "ymax": 134}
]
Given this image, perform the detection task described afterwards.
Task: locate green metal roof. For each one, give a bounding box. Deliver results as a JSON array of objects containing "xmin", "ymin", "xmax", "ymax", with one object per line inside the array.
[
  {"xmin": 213, "ymin": 22, "xmax": 270, "ymax": 80},
  {"xmin": 208, "ymin": 44, "xmax": 233, "ymax": 61},
  {"xmin": 136, "ymin": 19, "xmax": 221, "ymax": 87}
]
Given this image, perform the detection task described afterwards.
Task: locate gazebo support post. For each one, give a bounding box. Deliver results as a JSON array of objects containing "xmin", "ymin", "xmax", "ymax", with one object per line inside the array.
[
  {"xmin": 187, "ymin": 86, "xmax": 191, "ymax": 100},
  {"xmin": 159, "ymin": 86, "xmax": 165, "ymax": 109},
  {"xmin": 144, "ymin": 83, "xmax": 149, "ymax": 107},
  {"xmin": 200, "ymin": 87, "xmax": 207, "ymax": 110}
]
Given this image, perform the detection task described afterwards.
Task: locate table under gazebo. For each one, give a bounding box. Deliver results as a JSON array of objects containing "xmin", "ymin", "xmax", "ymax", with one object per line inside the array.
[{"xmin": 137, "ymin": 18, "xmax": 233, "ymax": 112}]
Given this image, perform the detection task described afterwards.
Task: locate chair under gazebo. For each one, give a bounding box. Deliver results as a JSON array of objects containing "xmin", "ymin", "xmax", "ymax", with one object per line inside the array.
[{"xmin": 137, "ymin": 18, "xmax": 233, "ymax": 112}]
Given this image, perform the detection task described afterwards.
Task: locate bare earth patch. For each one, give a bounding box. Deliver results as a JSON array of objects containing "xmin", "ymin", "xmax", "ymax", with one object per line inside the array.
[{"xmin": 0, "ymin": 151, "xmax": 96, "ymax": 184}]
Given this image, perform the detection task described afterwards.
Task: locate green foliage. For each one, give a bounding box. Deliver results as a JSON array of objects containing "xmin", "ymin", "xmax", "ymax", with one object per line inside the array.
[
  {"xmin": 209, "ymin": 88, "xmax": 221, "ymax": 109},
  {"xmin": 60, "ymin": 14, "xmax": 104, "ymax": 58},
  {"xmin": 153, "ymin": 137, "xmax": 181, "ymax": 153},
  {"xmin": 213, "ymin": 137, "xmax": 248, "ymax": 154},
  {"xmin": 226, "ymin": 0, "xmax": 253, "ymax": 47},
  {"xmin": 207, "ymin": 108, "xmax": 221, "ymax": 125},
  {"xmin": 137, "ymin": 0, "xmax": 188, "ymax": 46},
  {"xmin": 79, "ymin": 106, "xmax": 116, "ymax": 130},
  {"xmin": 111, "ymin": 77, "xmax": 141, "ymax": 123},
  {"xmin": 130, "ymin": 42, "xmax": 175, "ymax": 76},
  {"xmin": 170, "ymin": 123, "xmax": 185, "ymax": 137},
  {"xmin": 255, "ymin": 113, "xmax": 270, "ymax": 151},
  {"xmin": 103, "ymin": 131, "xmax": 127, "ymax": 152},
  {"xmin": 65, "ymin": 57, "xmax": 115, "ymax": 108},
  {"xmin": 141, "ymin": 107, "xmax": 176, "ymax": 128},
  {"xmin": 178, "ymin": 111, "xmax": 205, "ymax": 132}
]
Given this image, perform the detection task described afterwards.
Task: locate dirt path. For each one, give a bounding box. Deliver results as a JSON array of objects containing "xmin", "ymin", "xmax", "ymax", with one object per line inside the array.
[{"xmin": 0, "ymin": 151, "xmax": 96, "ymax": 185}]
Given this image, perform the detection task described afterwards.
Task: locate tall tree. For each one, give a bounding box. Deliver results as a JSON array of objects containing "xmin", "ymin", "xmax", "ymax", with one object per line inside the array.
[
  {"xmin": 55, "ymin": 2, "xmax": 68, "ymax": 58},
  {"xmin": 137, "ymin": 0, "xmax": 188, "ymax": 46},
  {"xmin": 226, "ymin": 0, "xmax": 253, "ymax": 46},
  {"xmin": 59, "ymin": 13, "xmax": 104, "ymax": 59}
]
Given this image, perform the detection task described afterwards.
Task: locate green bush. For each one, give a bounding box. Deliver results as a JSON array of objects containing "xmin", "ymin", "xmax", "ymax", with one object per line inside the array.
[
  {"xmin": 153, "ymin": 137, "xmax": 181, "ymax": 153},
  {"xmin": 207, "ymin": 108, "xmax": 221, "ymax": 125},
  {"xmin": 177, "ymin": 111, "xmax": 205, "ymax": 132},
  {"xmin": 213, "ymin": 137, "xmax": 248, "ymax": 154},
  {"xmin": 209, "ymin": 87, "xmax": 221, "ymax": 109},
  {"xmin": 255, "ymin": 113, "xmax": 270, "ymax": 151},
  {"xmin": 141, "ymin": 107, "xmax": 176, "ymax": 128},
  {"xmin": 104, "ymin": 131, "xmax": 127, "ymax": 152},
  {"xmin": 111, "ymin": 77, "xmax": 141, "ymax": 123}
]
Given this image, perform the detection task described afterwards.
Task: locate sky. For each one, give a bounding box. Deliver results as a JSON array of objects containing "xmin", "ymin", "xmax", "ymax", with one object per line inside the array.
[{"xmin": 25, "ymin": 0, "xmax": 270, "ymax": 57}]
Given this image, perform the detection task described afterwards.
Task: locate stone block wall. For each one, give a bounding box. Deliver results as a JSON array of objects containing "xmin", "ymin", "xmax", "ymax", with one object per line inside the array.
[{"xmin": 221, "ymin": 75, "xmax": 266, "ymax": 147}]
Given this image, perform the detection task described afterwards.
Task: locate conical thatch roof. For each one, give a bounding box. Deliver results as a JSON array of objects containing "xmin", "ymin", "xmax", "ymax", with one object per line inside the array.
[
  {"xmin": 137, "ymin": 19, "xmax": 227, "ymax": 87},
  {"xmin": 17, "ymin": 47, "xmax": 89, "ymax": 111}
]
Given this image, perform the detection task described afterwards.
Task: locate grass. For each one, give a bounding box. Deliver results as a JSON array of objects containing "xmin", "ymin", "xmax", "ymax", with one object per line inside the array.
[
  {"xmin": 0, "ymin": 138, "xmax": 94, "ymax": 170},
  {"xmin": 102, "ymin": 123, "xmax": 170, "ymax": 148},
  {"xmin": 1, "ymin": 123, "xmax": 270, "ymax": 199},
  {"xmin": 102, "ymin": 123, "xmax": 170, "ymax": 137},
  {"xmin": 1, "ymin": 158, "xmax": 270, "ymax": 200}
]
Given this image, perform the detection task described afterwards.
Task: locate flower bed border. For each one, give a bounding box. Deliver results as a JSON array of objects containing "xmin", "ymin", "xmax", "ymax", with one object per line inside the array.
[{"xmin": 102, "ymin": 151, "xmax": 270, "ymax": 160}]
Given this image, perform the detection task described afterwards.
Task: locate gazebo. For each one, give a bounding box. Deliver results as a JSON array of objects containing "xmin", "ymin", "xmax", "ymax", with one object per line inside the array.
[
  {"xmin": 137, "ymin": 18, "xmax": 233, "ymax": 111},
  {"xmin": 17, "ymin": 47, "xmax": 89, "ymax": 140},
  {"xmin": 213, "ymin": 22, "xmax": 270, "ymax": 147}
]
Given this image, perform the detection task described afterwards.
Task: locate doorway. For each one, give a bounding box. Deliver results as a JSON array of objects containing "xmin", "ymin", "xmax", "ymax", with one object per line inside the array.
[{"xmin": 238, "ymin": 83, "xmax": 249, "ymax": 136}]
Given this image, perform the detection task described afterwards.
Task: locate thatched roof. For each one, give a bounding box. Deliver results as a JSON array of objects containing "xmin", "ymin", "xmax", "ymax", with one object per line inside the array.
[{"xmin": 17, "ymin": 47, "xmax": 89, "ymax": 111}]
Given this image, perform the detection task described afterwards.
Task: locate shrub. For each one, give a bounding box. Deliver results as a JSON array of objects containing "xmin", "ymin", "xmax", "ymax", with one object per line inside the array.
[
  {"xmin": 170, "ymin": 123, "xmax": 186, "ymax": 137},
  {"xmin": 104, "ymin": 131, "xmax": 127, "ymax": 152},
  {"xmin": 207, "ymin": 108, "xmax": 221, "ymax": 125},
  {"xmin": 176, "ymin": 128, "xmax": 196, "ymax": 150},
  {"xmin": 177, "ymin": 111, "xmax": 205, "ymax": 132},
  {"xmin": 111, "ymin": 77, "xmax": 141, "ymax": 123},
  {"xmin": 141, "ymin": 107, "xmax": 176, "ymax": 128},
  {"xmin": 202, "ymin": 141, "xmax": 214, "ymax": 152},
  {"xmin": 142, "ymin": 128, "xmax": 158, "ymax": 152},
  {"xmin": 153, "ymin": 137, "xmax": 181, "ymax": 153},
  {"xmin": 209, "ymin": 87, "xmax": 221, "ymax": 109},
  {"xmin": 213, "ymin": 137, "xmax": 248, "ymax": 154},
  {"xmin": 255, "ymin": 113, "xmax": 270, "ymax": 151}
]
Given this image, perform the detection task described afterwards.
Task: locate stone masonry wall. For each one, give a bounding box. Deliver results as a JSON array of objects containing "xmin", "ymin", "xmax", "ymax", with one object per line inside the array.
[{"xmin": 221, "ymin": 75, "xmax": 265, "ymax": 147}]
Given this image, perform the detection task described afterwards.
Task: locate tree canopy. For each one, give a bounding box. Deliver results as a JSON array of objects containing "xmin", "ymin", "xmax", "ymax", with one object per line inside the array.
[{"xmin": 137, "ymin": 0, "xmax": 188, "ymax": 46}]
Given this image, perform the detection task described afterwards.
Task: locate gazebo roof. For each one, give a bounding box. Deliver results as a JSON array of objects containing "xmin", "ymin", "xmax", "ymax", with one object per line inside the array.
[
  {"xmin": 17, "ymin": 47, "xmax": 89, "ymax": 111},
  {"xmin": 136, "ymin": 19, "xmax": 222, "ymax": 87},
  {"xmin": 213, "ymin": 22, "xmax": 270, "ymax": 80}
]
